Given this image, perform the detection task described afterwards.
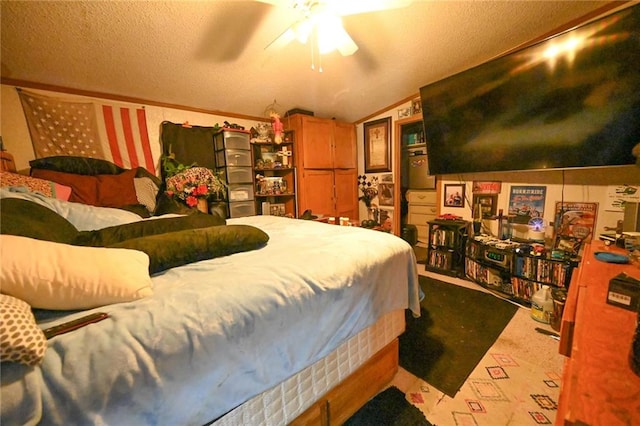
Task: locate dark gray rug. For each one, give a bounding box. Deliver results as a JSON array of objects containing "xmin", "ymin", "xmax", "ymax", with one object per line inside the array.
[
  {"xmin": 399, "ymin": 276, "xmax": 518, "ymax": 397},
  {"xmin": 344, "ymin": 386, "xmax": 432, "ymax": 426}
]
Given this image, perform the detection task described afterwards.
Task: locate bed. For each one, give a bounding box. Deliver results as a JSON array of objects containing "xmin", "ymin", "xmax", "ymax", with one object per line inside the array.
[{"xmin": 0, "ymin": 185, "xmax": 420, "ymax": 425}]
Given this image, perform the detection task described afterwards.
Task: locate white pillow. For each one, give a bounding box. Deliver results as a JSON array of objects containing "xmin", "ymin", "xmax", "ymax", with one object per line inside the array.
[{"xmin": 0, "ymin": 235, "xmax": 153, "ymax": 310}]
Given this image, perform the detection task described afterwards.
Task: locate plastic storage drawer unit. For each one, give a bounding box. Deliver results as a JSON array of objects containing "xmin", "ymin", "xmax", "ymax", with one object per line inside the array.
[
  {"xmin": 228, "ymin": 184, "xmax": 254, "ymax": 202},
  {"xmin": 229, "ymin": 201, "xmax": 256, "ymax": 218},
  {"xmin": 214, "ymin": 130, "xmax": 250, "ymax": 151},
  {"xmin": 223, "ymin": 166, "xmax": 253, "ymax": 184},
  {"xmin": 216, "ymin": 149, "xmax": 252, "ymax": 167}
]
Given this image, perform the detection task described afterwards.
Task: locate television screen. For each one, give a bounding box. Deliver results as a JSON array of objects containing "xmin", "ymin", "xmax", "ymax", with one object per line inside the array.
[{"xmin": 420, "ymin": 4, "xmax": 640, "ymax": 175}]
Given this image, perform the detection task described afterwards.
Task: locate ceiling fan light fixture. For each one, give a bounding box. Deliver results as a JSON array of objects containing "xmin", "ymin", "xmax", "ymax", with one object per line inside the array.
[{"xmin": 293, "ymin": 19, "xmax": 313, "ymax": 43}]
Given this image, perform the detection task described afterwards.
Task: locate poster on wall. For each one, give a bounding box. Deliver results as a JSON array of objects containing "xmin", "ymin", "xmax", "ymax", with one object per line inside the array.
[
  {"xmin": 605, "ymin": 184, "xmax": 640, "ymax": 211},
  {"xmin": 472, "ymin": 181, "xmax": 502, "ymax": 194},
  {"xmin": 508, "ymin": 185, "xmax": 546, "ymax": 224},
  {"xmin": 554, "ymin": 202, "xmax": 598, "ymax": 241}
]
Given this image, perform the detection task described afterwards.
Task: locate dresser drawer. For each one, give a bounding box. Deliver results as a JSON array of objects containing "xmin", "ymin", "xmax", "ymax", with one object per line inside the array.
[
  {"xmin": 407, "ymin": 190, "xmax": 437, "ymax": 205},
  {"xmin": 408, "ymin": 211, "xmax": 437, "ymax": 228},
  {"xmin": 415, "ymin": 224, "xmax": 428, "ymax": 242},
  {"xmin": 409, "ymin": 205, "xmax": 437, "ymax": 215}
]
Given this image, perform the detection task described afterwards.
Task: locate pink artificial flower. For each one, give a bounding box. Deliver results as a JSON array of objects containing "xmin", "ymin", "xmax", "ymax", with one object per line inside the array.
[
  {"xmin": 186, "ymin": 195, "xmax": 198, "ymax": 207},
  {"xmin": 196, "ymin": 184, "xmax": 208, "ymax": 196}
]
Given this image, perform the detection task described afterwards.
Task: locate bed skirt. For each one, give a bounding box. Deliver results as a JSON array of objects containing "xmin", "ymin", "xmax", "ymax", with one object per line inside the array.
[{"xmin": 212, "ymin": 309, "xmax": 405, "ymax": 425}]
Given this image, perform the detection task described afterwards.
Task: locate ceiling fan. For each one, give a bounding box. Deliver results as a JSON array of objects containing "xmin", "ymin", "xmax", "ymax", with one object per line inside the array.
[{"xmin": 261, "ymin": 0, "xmax": 412, "ymax": 58}]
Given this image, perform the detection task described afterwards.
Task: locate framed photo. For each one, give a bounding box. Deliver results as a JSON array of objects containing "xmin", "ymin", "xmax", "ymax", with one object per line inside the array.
[
  {"xmin": 472, "ymin": 194, "xmax": 498, "ymax": 218},
  {"xmin": 364, "ymin": 117, "xmax": 392, "ymax": 173},
  {"xmin": 397, "ymin": 107, "xmax": 411, "ymax": 119},
  {"xmin": 378, "ymin": 183, "xmax": 394, "ymax": 206},
  {"xmin": 411, "ymin": 98, "xmax": 422, "ymax": 115},
  {"xmin": 444, "ymin": 184, "xmax": 465, "ymax": 208}
]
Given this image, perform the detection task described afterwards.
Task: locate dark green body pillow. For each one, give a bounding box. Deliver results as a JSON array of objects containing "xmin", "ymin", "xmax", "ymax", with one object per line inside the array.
[
  {"xmin": 0, "ymin": 198, "xmax": 79, "ymax": 244},
  {"xmin": 75, "ymin": 213, "xmax": 226, "ymax": 246},
  {"xmin": 108, "ymin": 225, "xmax": 269, "ymax": 274},
  {"xmin": 1, "ymin": 198, "xmax": 264, "ymax": 274}
]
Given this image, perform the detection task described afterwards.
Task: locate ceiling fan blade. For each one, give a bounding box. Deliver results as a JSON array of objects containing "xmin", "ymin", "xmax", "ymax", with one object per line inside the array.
[
  {"xmin": 265, "ymin": 24, "xmax": 297, "ymax": 51},
  {"xmin": 326, "ymin": 0, "xmax": 413, "ymax": 16},
  {"xmin": 336, "ymin": 29, "xmax": 358, "ymax": 56}
]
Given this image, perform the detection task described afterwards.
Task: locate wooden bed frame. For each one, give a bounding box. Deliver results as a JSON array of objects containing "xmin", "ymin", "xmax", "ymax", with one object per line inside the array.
[
  {"xmin": 290, "ymin": 339, "xmax": 399, "ymax": 426},
  {"xmin": 0, "ymin": 151, "xmax": 16, "ymax": 172}
]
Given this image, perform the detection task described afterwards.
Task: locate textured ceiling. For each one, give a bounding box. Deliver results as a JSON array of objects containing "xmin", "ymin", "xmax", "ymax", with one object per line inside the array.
[{"xmin": 0, "ymin": 1, "xmax": 622, "ymax": 123}]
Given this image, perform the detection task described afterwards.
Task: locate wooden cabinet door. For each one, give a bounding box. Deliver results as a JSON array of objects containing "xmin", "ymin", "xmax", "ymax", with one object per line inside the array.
[
  {"xmin": 300, "ymin": 169, "xmax": 335, "ymax": 216},
  {"xmin": 334, "ymin": 169, "xmax": 358, "ymax": 219},
  {"xmin": 301, "ymin": 116, "xmax": 334, "ymax": 169},
  {"xmin": 333, "ymin": 121, "xmax": 356, "ymax": 169}
]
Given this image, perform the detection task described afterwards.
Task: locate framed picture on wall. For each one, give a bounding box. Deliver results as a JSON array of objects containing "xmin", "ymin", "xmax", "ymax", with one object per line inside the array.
[
  {"xmin": 411, "ymin": 98, "xmax": 422, "ymax": 115},
  {"xmin": 444, "ymin": 184, "xmax": 465, "ymax": 208},
  {"xmin": 472, "ymin": 194, "xmax": 498, "ymax": 218},
  {"xmin": 378, "ymin": 183, "xmax": 394, "ymax": 206},
  {"xmin": 364, "ymin": 117, "xmax": 391, "ymax": 173}
]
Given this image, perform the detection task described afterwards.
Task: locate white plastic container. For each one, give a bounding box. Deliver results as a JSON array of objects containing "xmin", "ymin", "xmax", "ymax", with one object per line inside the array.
[{"xmin": 531, "ymin": 285, "xmax": 553, "ymax": 324}]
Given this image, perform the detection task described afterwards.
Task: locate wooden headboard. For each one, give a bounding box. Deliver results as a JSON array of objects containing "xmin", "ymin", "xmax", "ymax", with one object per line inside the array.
[{"xmin": 0, "ymin": 151, "xmax": 17, "ymax": 172}]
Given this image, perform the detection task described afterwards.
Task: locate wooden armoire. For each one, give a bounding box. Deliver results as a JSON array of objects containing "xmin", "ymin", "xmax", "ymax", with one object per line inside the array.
[{"xmin": 285, "ymin": 114, "xmax": 358, "ymax": 219}]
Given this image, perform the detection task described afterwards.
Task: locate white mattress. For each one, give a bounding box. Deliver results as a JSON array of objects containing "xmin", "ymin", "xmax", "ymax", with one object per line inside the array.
[{"xmin": 213, "ymin": 309, "xmax": 405, "ymax": 426}]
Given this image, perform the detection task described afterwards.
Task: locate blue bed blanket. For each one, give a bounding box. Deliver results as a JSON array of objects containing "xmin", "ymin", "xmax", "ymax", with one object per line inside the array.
[{"xmin": 1, "ymin": 214, "xmax": 420, "ymax": 425}]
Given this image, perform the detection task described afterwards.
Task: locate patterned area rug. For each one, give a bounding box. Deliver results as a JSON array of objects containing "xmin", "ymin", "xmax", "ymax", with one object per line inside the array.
[{"xmin": 393, "ymin": 305, "xmax": 564, "ymax": 425}]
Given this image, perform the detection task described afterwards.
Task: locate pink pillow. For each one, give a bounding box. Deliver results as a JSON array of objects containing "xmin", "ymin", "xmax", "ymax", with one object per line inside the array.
[{"xmin": 0, "ymin": 171, "xmax": 71, "ymax": 201}]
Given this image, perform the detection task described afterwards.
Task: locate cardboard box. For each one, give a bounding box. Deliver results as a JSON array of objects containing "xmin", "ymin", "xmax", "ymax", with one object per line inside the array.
[{"xmin": 607, "ymin": 273, "xmax": 640, "ymax": 312}]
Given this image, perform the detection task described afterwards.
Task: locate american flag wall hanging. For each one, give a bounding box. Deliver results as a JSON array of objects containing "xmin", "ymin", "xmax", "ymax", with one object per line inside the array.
[{"xmin": 17, "ymin": 89, "xmax": 157, "ymax": 175}]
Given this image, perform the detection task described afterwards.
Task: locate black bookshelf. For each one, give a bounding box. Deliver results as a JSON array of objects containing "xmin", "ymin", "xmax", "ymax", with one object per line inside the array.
[
  {"xmin": 464, "ymin": 235, "xmax": 579, "ymax": 305},
  {"xmin": 426, "ymin": 219, "xmax": 469, "ymax": 277}
]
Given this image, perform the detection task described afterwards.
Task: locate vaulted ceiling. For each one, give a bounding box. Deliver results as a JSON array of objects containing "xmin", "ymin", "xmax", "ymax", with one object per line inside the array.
[{"xmin": 0, "ymin": 1, "xmax": 622, "ymax": 123}]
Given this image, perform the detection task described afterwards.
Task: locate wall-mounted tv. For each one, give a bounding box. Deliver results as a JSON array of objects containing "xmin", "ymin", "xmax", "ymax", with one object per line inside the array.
[{"xmin": 420, "ymin": 4, "xmax": 640, "ymax": 175}]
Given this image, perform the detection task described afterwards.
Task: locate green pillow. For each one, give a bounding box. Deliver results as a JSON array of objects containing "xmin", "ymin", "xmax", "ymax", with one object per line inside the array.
[
  {"xmin": 29, "ymin": 155, "xmax": 162, "ymax": 188},
  {"xmin": 30, "ymin": 156, "xmax": 125, "ymax": 176},
  {"xmin": 108, "ymin": 225, "xmax": 269, "ymax": 274},
  {"xmin": 0, "ymin": 198, "xmax": 79, "ymax": 244},
  {"xmin": 74, "ymin": 213, "xmax": 226, "ymax": 246}
]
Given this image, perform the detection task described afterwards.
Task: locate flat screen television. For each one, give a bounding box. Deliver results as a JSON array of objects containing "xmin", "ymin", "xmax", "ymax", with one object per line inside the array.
[{"xmin": 420, "ymin": 4, "xmax": 640, "ymax": 175}]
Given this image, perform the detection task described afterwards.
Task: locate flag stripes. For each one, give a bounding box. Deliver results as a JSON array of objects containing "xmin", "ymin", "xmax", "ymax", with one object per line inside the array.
[{"xmin": 18, "ymin": 89, "xmax": 157, "ymax": 175}]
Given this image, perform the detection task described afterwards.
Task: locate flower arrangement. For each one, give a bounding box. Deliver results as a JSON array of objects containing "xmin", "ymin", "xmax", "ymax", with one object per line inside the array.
[
  {"xmin": 162, "ymin": 155, "xmax": 226, "ymax": 208},
  {"xmin": 357, "ymin": 175, "xmax": 379, "ymax": 208}
]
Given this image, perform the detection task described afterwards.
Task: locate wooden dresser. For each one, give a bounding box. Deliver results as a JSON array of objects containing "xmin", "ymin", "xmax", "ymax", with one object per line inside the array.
[{"xmin": 557, "ymin": 241, "xmax": 640, "ymax": 425}]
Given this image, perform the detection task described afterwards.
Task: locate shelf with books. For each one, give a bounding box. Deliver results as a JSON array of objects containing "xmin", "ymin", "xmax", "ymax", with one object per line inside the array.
[
  {"xmin": 464, "ymin": 235, "xmax": 580, "ymax": 305},
  {"xmin": 251, "ymin": 130, "xmax": 297, "ymax": 217},
  {"xmin": 426, "ymin": 219, "xmax": 469, "ymax": 277}
]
